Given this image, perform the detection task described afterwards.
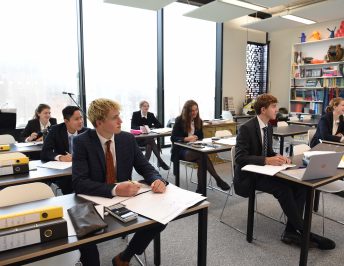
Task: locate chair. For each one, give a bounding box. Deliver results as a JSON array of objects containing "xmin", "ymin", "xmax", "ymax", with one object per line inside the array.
[
  {"xmin": 292, "ymin": 144, "xmax": 311, "ymax": 156},
  {"xmin": 0, "ymin": 182, "xmax": 80, "ymax": 265},
  {"xmin": 307, "ymin": 128, "xmax": 317, "ymax": 146},
  {"xmin": 316, "ymin": 180, "xmax": 344, "ymax": 235},
  {"xmin": 277, "ymin": 121, "xmax": 289, "ymax": 127},
  {"xmin": 215, "ymin": 130, "xmax": 232, "ymax": 162},
  {"xmin": 0, "ymin": 134, "xmax": 16, "ymax": 145}
]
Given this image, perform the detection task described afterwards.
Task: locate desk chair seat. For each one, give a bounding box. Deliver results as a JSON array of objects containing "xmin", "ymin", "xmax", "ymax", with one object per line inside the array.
[
  {"xmin": 317, "ymin": 180, "xmax": 344, "ymax": 235},
  {"xmin": 0, "ymin": 134, "xmax": 16, "ymax": 145}
]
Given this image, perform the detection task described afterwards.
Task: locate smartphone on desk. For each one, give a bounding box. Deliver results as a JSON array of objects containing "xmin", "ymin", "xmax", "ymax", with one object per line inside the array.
[{"xmin": 105, "ymin": 203, "xmax": 138, "ymax": 223}]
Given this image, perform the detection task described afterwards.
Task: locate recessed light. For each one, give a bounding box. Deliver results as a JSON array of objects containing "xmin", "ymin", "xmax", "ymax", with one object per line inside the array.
[
  {"xmin": 281, "ymin": 14, "xmax": 316, "ymax": 25},
  {"xmin": 219, "ymin": 0, "xmax": 266, "ymax": 11}
]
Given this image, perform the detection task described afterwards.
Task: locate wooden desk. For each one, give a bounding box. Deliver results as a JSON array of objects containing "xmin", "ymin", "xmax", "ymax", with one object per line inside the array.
[
  {"xmin": 0, "ymin": 160, "xmax": 71, "ymax": 188},
  {"xmin": 287, "ymin": 119, "xmax": 319, "ymax": 127},
  {"xmin": 233, "ymin": 115, "xmax": 254, "ymax": 122},
  {"xmin": 173, "ymin": 142, "xmax": 233, "ymax": 196},
  {"xmin": 273, "ymin": 125, "xmax": 309, "ymax": 155},
  {"xmin": 0, "ymin": 194, "xmax": 209, "ymax": 266},
  {"xmin": 246, "ymin": 143, "xmax": 344, "ymax": 266}
]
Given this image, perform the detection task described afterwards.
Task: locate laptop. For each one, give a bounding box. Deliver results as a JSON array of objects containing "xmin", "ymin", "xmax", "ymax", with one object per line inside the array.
[{"xmin": 281, "ymin": 152, "xmax": 343, "ymax": 181}]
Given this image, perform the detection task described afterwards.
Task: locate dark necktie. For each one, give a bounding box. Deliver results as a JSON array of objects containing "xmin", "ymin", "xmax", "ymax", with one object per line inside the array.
[
  {"xmin": 68, "ymin": 135, "xmax": 74, "ymax": 155},
  {"xmin": 105, "ymin": 140, "xmax": 117, "ymax": 184},
  {"xmin": 263, "ymin": 126, "xmax": 268, "ymax": 157}
]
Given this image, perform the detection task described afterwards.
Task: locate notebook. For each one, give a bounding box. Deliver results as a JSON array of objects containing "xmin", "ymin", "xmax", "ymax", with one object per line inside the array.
[{"xmin": 281, "ymin": 152, "xmax": 343, "ymax": 181}]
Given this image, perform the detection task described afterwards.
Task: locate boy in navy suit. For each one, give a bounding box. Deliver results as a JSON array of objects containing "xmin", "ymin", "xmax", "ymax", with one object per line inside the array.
[{"xmin": 73, "ymin": 98, "xmax": 167, "ymax": 266}]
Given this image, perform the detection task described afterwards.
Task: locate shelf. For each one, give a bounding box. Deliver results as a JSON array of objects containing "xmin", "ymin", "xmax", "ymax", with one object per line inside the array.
[
  {"xmin": 294, "ymin": 36, "xmax": 344, "ymax": 46},
  {"xmin": 292, "ymin": 61, "xmax": 344, "ymax": 67},
  {"xmin": 291, "ymin": 86, "xmax": 344, "ymax": 89},
  {"xmin": 292, "ymin": 76, "xmax": 343, "ymax": 80},
  {"xmin": 290, "ymin": 100, "xmax": 323, "ymax": 103}
]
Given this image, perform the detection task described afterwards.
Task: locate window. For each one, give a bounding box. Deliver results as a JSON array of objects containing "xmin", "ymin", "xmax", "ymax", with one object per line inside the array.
[
  {"xmin": 164, "ymin": 2, "xmax": 216, "ymax": 125},
  {"xmin": 83, "ymin": 1, "xmax": 157, "ymax": 130},
  {"xmin": 246, "ymin": 42, "xmax": 268, "ymax": 99},
  {"xmin": 0, "ymin": 0, "xmax": 79, "ymax": 126}
]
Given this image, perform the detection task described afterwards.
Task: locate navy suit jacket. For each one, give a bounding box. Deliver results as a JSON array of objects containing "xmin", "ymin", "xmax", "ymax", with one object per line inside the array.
[
  {"xmin": 170, "ymin": 116, "xmax": 204, "ymax": 163},
  {"xmin": 310, "ymin": 112, "xmax": 344, "ymax": 147},
  {"xmin": 234, "ymin": 117, "xmax": 276, "ymax": 198},
  {"xmin": 21, "ymin": 118, "xmax": 57, "ymax": 142},
  {"xmin": 41, "ymin": 123, "xmax": 88, "ymax": 161},
  {"xmin": 131, "ymin": 111, "xmax": 162, "ymax": 129},
  {"xmin": 72, "ymin": 129, "xmax": 164, "ymax": 198}
]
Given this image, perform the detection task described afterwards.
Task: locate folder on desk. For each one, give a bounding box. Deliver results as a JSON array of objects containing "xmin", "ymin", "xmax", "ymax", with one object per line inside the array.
[
  {"xmin": 0, "ymin": 218, "xmax": 68, "ymax": 252},
  {"xmin": 0, "ymin": 163, "xmax": 29, "ymax": 177},
  {"xmin": 0, "ymin": 144, "xmax": 10, "ymax": 151},
  {"xmin": 0, "ymin": 206, "xmax": 63, "ymax": 230},
  {"xmin": 0, "ymin": 152, "xmax": 29, "ymax": 167}
]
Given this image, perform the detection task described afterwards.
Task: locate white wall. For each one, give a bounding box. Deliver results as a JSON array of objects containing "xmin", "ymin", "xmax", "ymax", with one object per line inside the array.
[
  {"xmin": 269, "ymin": 19, "xmax": 343, "ymax": 111},
  {"xmin": 222, "ymin": 21, "xmax": 266, "ymax": 114}
]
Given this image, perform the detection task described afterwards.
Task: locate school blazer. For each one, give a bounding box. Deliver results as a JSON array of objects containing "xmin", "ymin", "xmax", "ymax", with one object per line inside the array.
[
  {"xmin": 21, "ymin": 118, "xmax": 57, "ymax": 142},
  {"xmin": 131, "ymin": 111, "xmax": 162, "ymax": 129}
]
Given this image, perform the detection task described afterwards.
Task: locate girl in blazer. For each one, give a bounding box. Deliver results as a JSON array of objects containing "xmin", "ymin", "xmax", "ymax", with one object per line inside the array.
[
  {"xmin": 131, "ymin": 100, "xmax": 169, "ymax": 170},
  {"xmin": 21, "ymin": 103, "xmax": 57, "ymax": 142},
  {"xmin": 310, "ymin": 97, "xmax": 344, "ymax": 147},
  {"xmin": 171, "ymin": 100, "xmax": 230, "ymax": 193}
]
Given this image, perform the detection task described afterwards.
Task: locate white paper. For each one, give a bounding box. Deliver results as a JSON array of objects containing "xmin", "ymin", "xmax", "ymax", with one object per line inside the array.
[
  {"xmin": 338, "ymin": 156, "xmax": 344, "ymax": 168},
  {"xmin": 242, "ymin": 164, "xmax": 296, "ymax": 176},
  {"xmin": 303, "ymin": 151, "xmax": 336, "ymax": 158},
  {"xmin": 38, "ymin": 161, "xmax": 72, "ymax": 170},
  {"xmin": 150, "ymin": 128, "xmax": 172, "ymax": 134},
  {"xmin": 15, "ymin": 141, "xmax": 43, "ymax": 147},
  {"xmin": 214, "ymin": 137, "xmax": 236, "ymax": 146}
]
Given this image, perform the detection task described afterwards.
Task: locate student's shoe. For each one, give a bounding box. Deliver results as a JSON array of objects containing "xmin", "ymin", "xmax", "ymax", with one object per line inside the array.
[
  {"xmin": 281, "ymin": 230, "xmax": 302, "ymax": 247},
  {"xmin": 216, "ymin": 179, "xmax": 230, "ymax": 191},
  {"xmin": 112, "ymin": 253, "xmax": 129, "ymax": 266},
  {"xmin": 310, "ymin": 233, "xmax": 336, "ymax": 250},
  {"xmin": 158, "ymin": 161, "xmax": 170, "ymax": 170}
]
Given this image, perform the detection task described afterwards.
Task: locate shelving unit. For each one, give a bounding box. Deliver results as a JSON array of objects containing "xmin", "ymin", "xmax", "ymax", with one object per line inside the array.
[{"xmin": 290, "ymin": 37, "xmax": 344, "ymax": 115}]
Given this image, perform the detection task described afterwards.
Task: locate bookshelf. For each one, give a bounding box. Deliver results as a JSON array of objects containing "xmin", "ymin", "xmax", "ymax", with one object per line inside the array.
[{"xmin": 290, "ymin": 37, "xmax": 344, "ymax": 115}]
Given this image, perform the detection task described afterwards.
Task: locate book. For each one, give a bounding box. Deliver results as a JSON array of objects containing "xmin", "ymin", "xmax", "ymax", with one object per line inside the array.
[
  {"xmin": 0, "ymin": 152, "xmax": 29, "ymax": 167},
  {"xmin": 0, "ymin": 218, "xmax": 68, "ymax": 252},
  {"xmin": 0, "ymin": 144, "xmax": 10, "ymax": 151},
  {"xmin": 0, "ymin": 163, "xmax": 29, "ymax": 176},
  {"xmin": 0, "ymin": 206, "xmax": 63, "ymax": 230}
]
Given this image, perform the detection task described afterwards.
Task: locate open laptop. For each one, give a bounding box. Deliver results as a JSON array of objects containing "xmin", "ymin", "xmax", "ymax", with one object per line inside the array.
[{"xmin": 281, "ymin": 152, "xmax": 343, "ymax": 181}]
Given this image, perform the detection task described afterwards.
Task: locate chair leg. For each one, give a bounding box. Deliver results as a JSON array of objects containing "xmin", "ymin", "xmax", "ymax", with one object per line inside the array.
[{"xmin": 322, "ymin": 192, "xmax": 325, "ymax": 236}]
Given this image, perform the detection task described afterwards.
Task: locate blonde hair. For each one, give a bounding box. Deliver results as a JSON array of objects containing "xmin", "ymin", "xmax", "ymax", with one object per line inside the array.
[
  {"xmin": 326, "ymin": 97, "xmax": 344, "ymax": 113},
  {"xmin": 88, "ymin": 98, "xmax": 121, "ymax": 127},
  {"xmin": 139, "ymin": 100, "xmax": 149, "ymax": 108}
]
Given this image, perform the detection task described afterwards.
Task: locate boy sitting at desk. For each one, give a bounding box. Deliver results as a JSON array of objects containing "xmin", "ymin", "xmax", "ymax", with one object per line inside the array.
[{"xmin": 234, "ymin": 93, "xmax": 335, "ymax": 250}]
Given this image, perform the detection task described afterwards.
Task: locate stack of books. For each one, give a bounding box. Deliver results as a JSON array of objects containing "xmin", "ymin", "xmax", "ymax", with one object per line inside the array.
[
  {"xmin": 0, "ymin": 206, "xmax": 67, "ymax": 251},
  {"xmin": 0, "ymin": 152, "xmax": 29, "ymax": 176}
]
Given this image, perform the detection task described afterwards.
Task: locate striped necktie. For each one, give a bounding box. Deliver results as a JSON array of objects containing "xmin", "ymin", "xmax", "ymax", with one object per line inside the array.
[
  {"xmin": 68, "ymin": 135, "xmax": 74, "ymax": 155},
  {"xmin": 263, "ymin": 126, "xmax": 268, "ymax": 157}
]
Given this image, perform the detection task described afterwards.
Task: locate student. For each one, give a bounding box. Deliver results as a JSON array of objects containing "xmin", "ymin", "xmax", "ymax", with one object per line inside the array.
[
  {"xmin": 171, "ymin": 100, "xmax": 230, "ymax": 193},
  {"xmin": 72, "ymin": 98, "xmax": 167, "ymax": 266},
  {"xmin": 21, "ymin": 103, "xmax": 57, "ymax": 142},
  {"xmin": 310, "ymin": 97, "xmax": 344, "ymax": 147},
  {"xmin": 234, "ymin": 93, "xmax": 335, "ymax": 249},
  {"xmin": 131, "ymin": 100, "xmax": 170, "ymax": 170}
]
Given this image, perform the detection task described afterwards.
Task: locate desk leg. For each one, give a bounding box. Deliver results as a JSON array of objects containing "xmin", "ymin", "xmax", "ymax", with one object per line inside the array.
[
  {"xmin": 300, "ymin": 188, "xmax": 314, "ymax": 266},
  {"xmin": 246, "ymin": 186, "xmax": 256, "ymax": 243},
  {"xmin": 313, "ymin": 190, "xmax": 320, "ymax": 212},
  {"xmin": 173, "ymin": 160, "xmax": 180, "ymax": 187},
  {"xmin": 198, "ymin": 207, "xmax": 208, "ymax": 266},
  {"xmin": 279, "ymin": 136, "xmax": 284, "ymax": 155},
  {"xmin": 154, "ymin": 233, "xmax": 161, "ymax": 266},
  {"xmin": 201, "ymin": 154, "xmax": 208, "ymax": 196}
]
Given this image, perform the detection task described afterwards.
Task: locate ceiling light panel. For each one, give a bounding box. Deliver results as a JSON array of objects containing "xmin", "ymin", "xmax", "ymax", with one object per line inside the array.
[
  {"xmin": 184, "ymin": 1, "xmax": 259, "ymax": 23},
  {"xmin": 282, "ymin": 14, "xmax": 315, "ymax": 25},
  {"xmin": 242, "ymin": 16, "xmax": 305, "ymax": 32},
  {"xmin": 104, "ymin": 0, "xmax": 176, "ymax": 11}
]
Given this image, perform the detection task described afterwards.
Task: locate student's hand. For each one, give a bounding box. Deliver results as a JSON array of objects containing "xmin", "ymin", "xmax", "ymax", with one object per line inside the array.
[
  {"xmin": 28, "ymin": 132, "xmax": 38, "ymax": 142},
  {"xmin": 36, "ymin": 136, "xmax": 43, "ymax": 141},
  {"xmin": 184, "ymin": 135, "xmax": 198, "ymax": 142},
  {"xmin": 336, "ymin": 133, "xmax": 343, "ymax": 137},
  {"xmin": 116, "ymin": 181, "xmax": 141, "ymax": 197},
  {"xmin": 265, "ymin": 155, "xmax": 288, "ymax": 166},
  {"xmin": 151, "ymin": 179, "xmax": 166, "ymax": 193},
  {"xmin": 59, "ymin": 153, "xmax": 72, "ymax": 162}
]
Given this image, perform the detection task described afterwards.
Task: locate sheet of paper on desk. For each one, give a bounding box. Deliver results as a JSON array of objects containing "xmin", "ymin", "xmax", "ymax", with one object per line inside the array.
[
  {"xmin": 78, "ymin": 186, "xmax": 152, "ymax": 207},
  {"xmin": 14, "ymin": 141, "xmax": 43, "ymax": 147},
  {"xmin": 38, "ymin": 161, "xmax": 72, "ymax": 170},
  {"xmin": 214, "ymin": 137, "xmax": 236, "ymax": 146},
  {"xmin": 338, "ymin": 155, "xmax": 344, "ymax": 168},
  {"xmin": 242, "ymin": 164, "xmax": 296, "ymax": 176},
  {"xmin": 150, "ymin": 128, "xmax": 172, "ymax": 134},
  {"xmin": 124, "ymin": 184, "xmax": 206, "ymax": 224},
  {"xmin": 303, "ymin": 151, "xmax": 335, "ymax": 158}
]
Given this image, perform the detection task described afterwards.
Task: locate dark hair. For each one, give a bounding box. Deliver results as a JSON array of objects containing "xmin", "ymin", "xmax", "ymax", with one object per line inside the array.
[
  {"xmin": 253, "ymin": 94, "xmax": 278, "ymax": 115},
  {"xmin": 34, "ymin": 104, "xmax": 51, "ymax": 119},
  {"xmin": 180, "ymin": 100, "xmax": 202, "ymax": 132},
  {"xmin": 325, "ymin": 97, "xmax": 343, "ymax": 113},
  {"xmin": 62, "ymin": 106, "xmax": 81, "ymax": 120}
]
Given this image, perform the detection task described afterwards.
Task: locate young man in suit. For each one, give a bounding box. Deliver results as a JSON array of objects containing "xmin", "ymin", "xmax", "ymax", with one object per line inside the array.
[
  {"xmin": 41, "ymin": 106, "xmax": 87, "ymax": 194},
  {"xmin": 73, "ymin": 98, "xmax": 167, "ymax": 266},
  {"xmin": 234, "ymin": 93, "xmax": 335, "ymax": 250}
]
